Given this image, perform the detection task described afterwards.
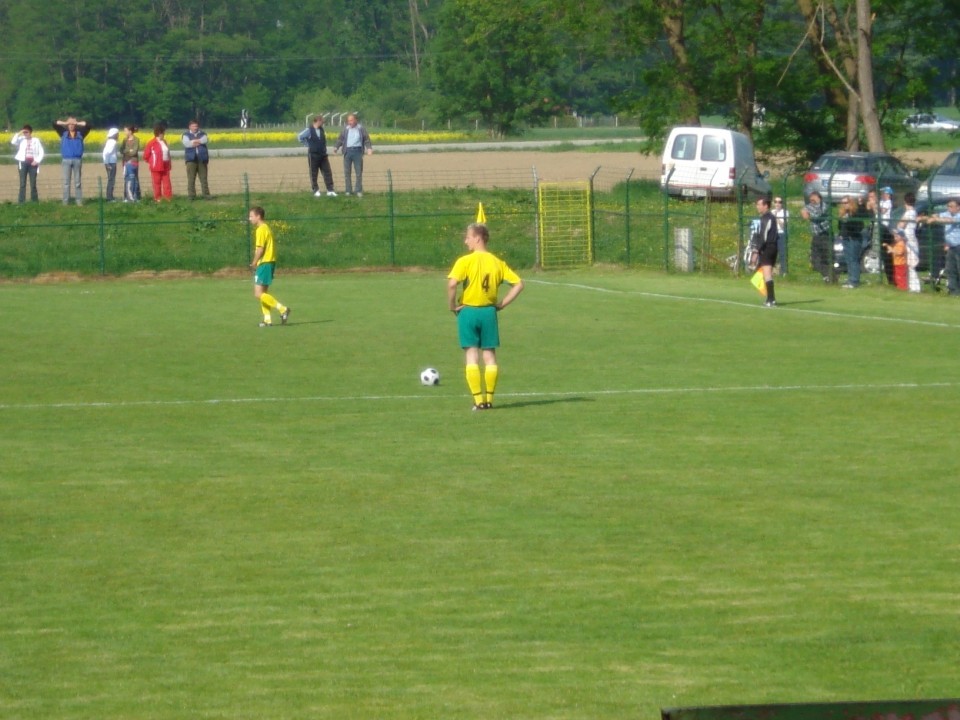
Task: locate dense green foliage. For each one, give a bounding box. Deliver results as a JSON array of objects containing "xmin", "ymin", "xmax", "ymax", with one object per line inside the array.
[
  {"xmin": 1, "ymin": 0, "xmax": 957, "ymax": 152},
  {"xmin": 3, "ymin": 270, "xmax": 960, "ymax": 717}
]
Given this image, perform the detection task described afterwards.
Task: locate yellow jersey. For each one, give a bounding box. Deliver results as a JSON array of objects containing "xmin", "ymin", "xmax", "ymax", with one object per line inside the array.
[
  {"xmin": 447, "ymin": 250, "xmax": 521, "ymax": 307},
  {"xmin": 254, "ymin": 223, "xmax": 277, "ymax": 264}
]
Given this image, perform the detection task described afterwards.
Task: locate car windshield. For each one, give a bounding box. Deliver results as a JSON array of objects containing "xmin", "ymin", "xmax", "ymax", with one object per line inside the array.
[
  {"xmin": 816, "ymin": 156, "xmax": 863, "ymax": 173},
  {"xmin": 938, "ymin": 153, "xmax": 960, "ymax": 175},
  {"xmin": 867, "ymin": 157, "xmax": 909, "ymax": 176}
]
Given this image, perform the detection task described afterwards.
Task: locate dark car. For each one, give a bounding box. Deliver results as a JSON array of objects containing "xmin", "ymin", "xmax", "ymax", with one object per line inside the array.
[
  {"xmin": 917, "ymin": 151, "xmax": 960, "ymax": 206},
  {"xmin": 803, "ymin": 151, "xmax": 919, "ymax": 205}
]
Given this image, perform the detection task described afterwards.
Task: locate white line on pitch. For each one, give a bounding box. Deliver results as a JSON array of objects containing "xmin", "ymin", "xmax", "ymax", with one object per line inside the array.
[
  {"xmin": 1, "ymin": 381, "xmax": 957, "ymax": 412},
  {"xmin": 529, "ymin": 279, "xmax": 960, "ymax": 329}
]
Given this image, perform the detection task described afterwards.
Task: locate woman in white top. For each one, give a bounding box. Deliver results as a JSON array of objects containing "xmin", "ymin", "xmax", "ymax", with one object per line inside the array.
[{"xmin": 10, "ymin": 124, "xmax": 44, "ymax": 203}]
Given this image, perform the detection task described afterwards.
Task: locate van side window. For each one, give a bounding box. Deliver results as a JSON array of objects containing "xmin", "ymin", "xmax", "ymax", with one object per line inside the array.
[
  {"xmin": 670, "ymin": 134, "xmax": 698, "ymax": 161},
  {"xmin": 701, "ymin": 136, "xmax": 727, "ymax": 162}
]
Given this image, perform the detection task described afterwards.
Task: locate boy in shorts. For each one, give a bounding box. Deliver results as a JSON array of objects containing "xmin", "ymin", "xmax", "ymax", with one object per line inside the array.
[{"xmin": 447, "ymin": 223, "xmax": 524, "ymax": 410}]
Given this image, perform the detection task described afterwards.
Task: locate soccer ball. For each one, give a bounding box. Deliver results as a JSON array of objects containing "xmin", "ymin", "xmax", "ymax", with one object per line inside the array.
[{"xmin": 420, "ymin": 367, "xmax": 441, "ymax": 386}]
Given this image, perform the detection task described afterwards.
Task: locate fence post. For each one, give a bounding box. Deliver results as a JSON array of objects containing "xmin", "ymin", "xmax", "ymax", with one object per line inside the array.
[
  {"xmin": 243, "ymin": 173, "xmax": 252, "ymax": 265},
  {"xmin": 781, "ymin": 171, "xmax": 791, "ymax": 275},
  {"xmin": 589, "ymin": 166, "xmax": 601, "ymax": 265},
  {"xmin": 663, "ymin": 168, "xmax": 674, "ymax": 271},
  {"xmin": 736, "ymin": 181, "xmax": 745, "ymax": 277},
  {"xmin": 624, "ymin": 168, "xmax": 635, "ymax": 265},
  {"xmin": 387, "ymin": 170, "xmax": 395, "ymax": 266},
  {"xmin": 533, "ymin": 167, "xmax": 541, "ymax": 268},
  {"xmin": 97, "ymin": 177, "xmax": 106, "ymax": 275}
]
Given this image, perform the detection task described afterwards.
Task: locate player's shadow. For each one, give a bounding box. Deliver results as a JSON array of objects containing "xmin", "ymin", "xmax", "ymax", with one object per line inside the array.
[
  {"xmin": 771, "ymin": 299, "xmax": 823, "ymax": 307},
  {"xmin": 285, "ymin": 319, "xmax": 334, "ymax": 327},
  {"xmin": 496, "ymin": 396, "xmax": 594, "ymax": 410}
]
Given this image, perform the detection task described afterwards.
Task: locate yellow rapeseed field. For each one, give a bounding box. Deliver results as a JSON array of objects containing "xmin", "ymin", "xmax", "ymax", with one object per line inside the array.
[{"xmin": 29, "ymin": 128, "xmax": 472, "ymax": 149}]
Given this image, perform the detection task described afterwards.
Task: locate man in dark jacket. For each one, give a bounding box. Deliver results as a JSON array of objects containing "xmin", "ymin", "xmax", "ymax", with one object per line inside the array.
[
  {"xmin": 297, "ymin": 115, "xmax": 337, "ymax": 197},
  {"xmin": 181, "ymin": 120, "xmax": 211, "ymax": 199}
]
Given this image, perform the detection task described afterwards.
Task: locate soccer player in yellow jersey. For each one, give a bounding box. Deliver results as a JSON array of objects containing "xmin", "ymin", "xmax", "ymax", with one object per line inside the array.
[
  {"xmin": 446, "ymin": 223, "xmax": 524, "ymax": 410},
  {"xmin": 248, "ymin": 206, "xmax": 291, "ymax": 327}
]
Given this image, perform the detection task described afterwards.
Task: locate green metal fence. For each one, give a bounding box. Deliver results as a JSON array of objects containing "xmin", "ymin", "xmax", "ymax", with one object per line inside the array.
[{"xmin": 0, "ymin": 168, "xmax": 950, "ymax": 287}]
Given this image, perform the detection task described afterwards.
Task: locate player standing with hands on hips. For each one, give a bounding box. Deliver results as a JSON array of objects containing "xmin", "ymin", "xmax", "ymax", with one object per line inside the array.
[
  {"xmin": 447, "ymin": 223, "xmax": 524, "ymax": 410},
  {"xmin": 249, "ymin": 206, "xmax": 291, "ymax": 327}
]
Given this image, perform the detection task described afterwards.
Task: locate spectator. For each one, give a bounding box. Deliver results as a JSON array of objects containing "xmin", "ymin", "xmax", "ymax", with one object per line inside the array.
[
  {"xmin": 53, "ymin": 116, "xmax": 91, "ymax": 205},
  {"xmin": 10, "ymin": 124, "xmax": 44, "ymax": 203},
  {"xmin": 181, "ymin": 119, "xmax": 211, "ymax": 199},
  {"xmin": 121, "ymin": 125, "xmax": 141, "ymax": 202},
  {"xmin": 802, "ymin": 191, "xmax": 833, "ymax": 282},
  {"xmin": 897, "ymin": 192, "xmax": 921, "ymax": 293},
  {"xmin": 143, "ymin": 123, "xmax": 173, "ymax": 202},
  {"xmin": 334, "ymin": 113, "xmax": 373, "ymax": 197},
  {"xmin": 838, "ymin": 196, "xmax": 869, "ymax": 288},
  {"xmin": 883, "ymin": 232, "xmax": 908, "ymax": 290},
  {"xmin": 298, "ymin": 115, "xmax": 337, "ymax": 197},
  {"xmin": 102, "ymin": 127, "xmax": 120, "ymax": 201},
  {"xmin": 772, "ymin": 196, "xmax": 789, "ymax": 274},
  {"xmin": 927, "ymin": 198, "xmax": 960, "ymax": 295}
]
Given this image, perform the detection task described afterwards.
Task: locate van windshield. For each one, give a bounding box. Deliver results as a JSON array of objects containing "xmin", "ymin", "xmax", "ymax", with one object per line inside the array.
[{"xmin": 701, "ymin": 135, "xmax": 727, "ymax": 162}]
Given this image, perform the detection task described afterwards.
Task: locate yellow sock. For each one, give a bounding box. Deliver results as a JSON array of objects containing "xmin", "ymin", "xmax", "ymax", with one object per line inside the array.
[
  {"xmin": 260, "ymin": 292, "xmax": 278, "ymax": 310},
  {"xmin": 260, "ymin": 300, "xmax": 272, "ymax": 322},
  {"xmin": 484, "ymin": 365, "xmax": 498, "ymax": 406},
  {"xmin": 465, "ymin": 364, "xmax": 483, "ymax": 405}
]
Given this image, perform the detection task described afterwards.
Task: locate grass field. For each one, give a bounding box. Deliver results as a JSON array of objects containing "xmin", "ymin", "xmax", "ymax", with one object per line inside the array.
[{"xmin": 3, "ymin": 268, "xmax": 960, "ymax": 719}]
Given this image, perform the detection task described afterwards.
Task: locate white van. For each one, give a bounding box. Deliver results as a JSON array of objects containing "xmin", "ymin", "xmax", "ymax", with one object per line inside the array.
[{"xmin": 660, "ymin": 126, "xmax": 771, "ymax": 200}]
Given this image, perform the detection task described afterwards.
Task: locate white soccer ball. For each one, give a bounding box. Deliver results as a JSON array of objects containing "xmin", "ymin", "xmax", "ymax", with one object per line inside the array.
[{"xmin": 420, "ymin": 367, "xmax": 441, "ymax": 386}]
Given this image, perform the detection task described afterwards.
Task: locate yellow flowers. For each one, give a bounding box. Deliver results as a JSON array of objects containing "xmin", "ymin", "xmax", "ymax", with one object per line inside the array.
[{"xmin": 28, "ymin": 128, "xmax": 473, "ymax": 148}]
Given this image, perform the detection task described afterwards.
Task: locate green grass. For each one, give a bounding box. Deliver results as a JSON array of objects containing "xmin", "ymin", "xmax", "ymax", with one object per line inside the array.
[{"xmin": 3, "ymin": 269, "xmax": 960, "ymax": 718}]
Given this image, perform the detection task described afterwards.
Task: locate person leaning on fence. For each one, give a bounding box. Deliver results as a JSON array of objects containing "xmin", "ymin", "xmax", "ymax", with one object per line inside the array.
[
  {"xmin": 181, "ymin": 119, "xmax": 211, "ymax": 199},
  {"xmin": 10, "ymin": 125, "xmax": 44, "ymax": 203},
  {"xmin": 925, "ymin": 198, "xmax": 960, "ymax": 295},
  {"xmin": 53, "ymin": 116, "xmax": 92, "ymax": 205},
  {"xmin": 802, "ymin": 191, "xmax": 833, "ymax": 282},
  {"xmin": 298, "ymin": 115, "xmax": 337, "ymax": 197},
  {"xmin": 749, "ymin": 197, "xmax": 779, "ymax": 307}
]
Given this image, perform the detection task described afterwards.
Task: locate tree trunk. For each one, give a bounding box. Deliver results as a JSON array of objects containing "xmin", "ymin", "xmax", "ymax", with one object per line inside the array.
[
  {"xmin": 857, "ymin": 0, "xmax": 885, "ymax": 151},
  {"xmin": 659, "ymin": 0, "xmax": 701, "ymax": 125}
]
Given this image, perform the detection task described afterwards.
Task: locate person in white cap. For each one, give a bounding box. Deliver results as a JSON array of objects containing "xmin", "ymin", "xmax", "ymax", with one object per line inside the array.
[{"xmin": 102, "ymin": 127, "xmax": 120, "ymax": 201}]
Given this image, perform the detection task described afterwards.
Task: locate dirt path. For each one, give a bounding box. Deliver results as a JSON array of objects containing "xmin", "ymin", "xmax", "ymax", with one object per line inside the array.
[{"xmin": 0, "ymin": 148, "xmax": 948, "ymax": 202}]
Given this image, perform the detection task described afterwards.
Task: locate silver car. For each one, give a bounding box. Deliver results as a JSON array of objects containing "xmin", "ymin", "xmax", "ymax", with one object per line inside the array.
[
  {"xmin": 802, "ymin": 151, "xmax": 919, "ymax": 204},
  {"xmin": 903, "ymin": 113, "xmax": 960, "ymax": 132},
  {"xmin": 917, "ymin": 151, "xmax": 960, "ymax": 205}
]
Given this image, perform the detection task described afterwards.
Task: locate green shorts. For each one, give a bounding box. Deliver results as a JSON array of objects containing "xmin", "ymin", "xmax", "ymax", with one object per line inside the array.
[
  {"xmin": 254, "ymin": 262, "xmax": 275, "ymax": 286},
  {"xmin": 457, "ymin": 305, "xmax": 500, "ymax": 349}
]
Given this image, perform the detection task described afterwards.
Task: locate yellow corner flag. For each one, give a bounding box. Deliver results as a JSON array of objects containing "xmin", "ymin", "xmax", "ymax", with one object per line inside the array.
[{"xmin": 476, "ymin": 202, "xmax": 487, "ymax": 224}]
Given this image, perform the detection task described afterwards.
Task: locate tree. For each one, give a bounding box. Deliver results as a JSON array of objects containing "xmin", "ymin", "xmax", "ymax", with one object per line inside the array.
[{"xmin": 431, "ymin": 0, "xmax": 564, "ymax": 136}]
